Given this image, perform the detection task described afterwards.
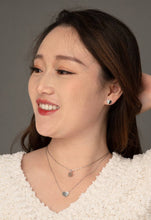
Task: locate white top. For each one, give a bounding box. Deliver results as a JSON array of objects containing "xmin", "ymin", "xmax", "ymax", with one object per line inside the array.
[{"xmin": 0, "ymin": 149, "xmax": 151, "ymax": 220}]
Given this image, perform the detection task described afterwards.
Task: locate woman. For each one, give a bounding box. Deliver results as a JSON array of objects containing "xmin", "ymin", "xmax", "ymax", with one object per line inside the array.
[{"xmin": 0, "ymin": 9, "xmax": 151, "ymax": 219}]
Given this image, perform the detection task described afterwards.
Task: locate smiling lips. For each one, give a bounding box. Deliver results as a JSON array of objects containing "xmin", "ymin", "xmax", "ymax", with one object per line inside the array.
[{"xmin": 36, "ymin": 99, "xmax": 60, "ymax": 115}]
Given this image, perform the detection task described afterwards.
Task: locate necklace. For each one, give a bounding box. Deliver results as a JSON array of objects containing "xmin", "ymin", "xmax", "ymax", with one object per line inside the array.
[
  {"xmin": 46, "ymin": 147, "xmax": 110, "ymax": 197},
  {"xmin": 47, "ymin": 146, "xmax": 110, "ymax": 177}
]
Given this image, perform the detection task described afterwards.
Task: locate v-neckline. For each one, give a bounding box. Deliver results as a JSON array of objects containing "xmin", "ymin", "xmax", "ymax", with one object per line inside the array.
[{"xmin": 17, "ymin": 151, "xmax": 117, "ymax": 217}]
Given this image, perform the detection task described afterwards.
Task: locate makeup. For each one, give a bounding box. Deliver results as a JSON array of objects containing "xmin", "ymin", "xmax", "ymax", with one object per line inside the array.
[{"xmin": 36, "ymin": 99, "xmax": 60, "ymax": 116}]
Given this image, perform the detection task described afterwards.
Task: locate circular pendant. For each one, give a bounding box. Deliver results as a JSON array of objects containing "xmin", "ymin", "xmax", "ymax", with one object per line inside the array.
[
  {"xmin": 62, "ymin": 191, "xmax": 69, "ymax": 197},
  {"xmin": 68, "ymin": 170, "xmax": 73, "ymax": 177}
]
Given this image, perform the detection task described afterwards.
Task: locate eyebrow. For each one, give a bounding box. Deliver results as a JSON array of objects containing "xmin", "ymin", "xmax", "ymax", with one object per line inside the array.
[
  {"xmin": 34, "ymin": 54, "xmax": 87, "ymax": 67},
  {"xmin": 56, "ymin": 55, "xmax": 86, "ymax": 67},
  {"xmin": 34, "ymin": 54, "xmax": 43, "ymax": 60}
]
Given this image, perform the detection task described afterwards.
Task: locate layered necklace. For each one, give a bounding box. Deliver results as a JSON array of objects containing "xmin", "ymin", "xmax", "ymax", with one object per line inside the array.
[{"xmin": 46, "ymin": 147, "xmax": 110, "ymax": 197}]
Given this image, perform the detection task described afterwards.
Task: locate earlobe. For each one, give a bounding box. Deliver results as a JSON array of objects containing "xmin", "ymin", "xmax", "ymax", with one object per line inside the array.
[{"xmin": 107, "ymin": 100, "xmax": 112, "ymax": 105}]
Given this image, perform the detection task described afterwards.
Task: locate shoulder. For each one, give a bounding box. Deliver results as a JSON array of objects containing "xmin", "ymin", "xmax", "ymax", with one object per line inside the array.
[
  {"xmin": 131, "ymin": 148, "xmax": 151, "ymax": 169},
  {"xmin": 0, "ymin": 151, "xmax": 25, "ymax": 162},
  {"xmin": 119, "ymin": 148, "xmax": 151, "ymax": 172},
  {"xmin": 0, "ymin": 151, "xmax": 26, "ymax": 179},
  {"xmin": 21, "ymin": 147, "xmax": 48, "ymax": 178},
  {"xmin": 132, "ymin": 148, "xmax": 151, "ymax": 182},
  {"xmin": 84, "ymin": 149, "xmax": 151, "ymax": 218},
  {"xmin": 109, "ymin": 149, "xmax": 151, "ymax": 187},
  {"xmin": 114, "ymin": 148, "xmax": 151, "ymax": 167},
  {"xmin": 0, "ymin": 148, "xmax": 44, "ymax": 171},
  {"xmin": 114, "ymin": 148, "xmax": 151, "ymax": 186},
  {"xmin": 0, "ymin": 151, "xmax": 26, "ymax": 203},
  {"xmin": 0, "ymin": 151, "xmax": 25, "ymax": 166},
  {"xmin": 0, "ymin": 147, "xmax": 45, "ymax": 164},
  {"xmin": 133, "ymin": 148, "xmax": 151, "ymax": 160}
]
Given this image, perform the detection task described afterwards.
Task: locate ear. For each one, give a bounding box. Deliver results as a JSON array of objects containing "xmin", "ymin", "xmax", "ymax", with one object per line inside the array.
[{"xmin": 104, "ymin": 80, "xmax": 123, "ymax": 105}]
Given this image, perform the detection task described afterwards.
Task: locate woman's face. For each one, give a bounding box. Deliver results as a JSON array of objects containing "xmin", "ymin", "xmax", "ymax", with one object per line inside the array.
[{"xmin": 28, "ymin": 26, "xmax": 108, "ymax": 138}]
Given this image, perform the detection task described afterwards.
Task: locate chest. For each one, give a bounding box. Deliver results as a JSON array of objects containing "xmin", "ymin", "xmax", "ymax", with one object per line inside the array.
[{"xmin": 21, "ymin": 157, "xmax": 100, "ymax": 213}]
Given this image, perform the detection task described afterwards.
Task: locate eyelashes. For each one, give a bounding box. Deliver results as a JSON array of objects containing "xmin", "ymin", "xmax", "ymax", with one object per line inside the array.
[
  {"xmin": 30, "ymin": 66, "xmax": 75, "ymax": 75},
  {"xmin": 56, "ymin": 69, "xmax": 74, "ymax": 75},
  {"xmin": 30, "ymin": 66, "xmax": 42, "ymax": 73}
]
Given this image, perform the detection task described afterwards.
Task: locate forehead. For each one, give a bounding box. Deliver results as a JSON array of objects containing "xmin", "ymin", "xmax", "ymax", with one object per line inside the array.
[{"xmin": 37, "ymin": 26, "xmax": 98, "ymax": 66}]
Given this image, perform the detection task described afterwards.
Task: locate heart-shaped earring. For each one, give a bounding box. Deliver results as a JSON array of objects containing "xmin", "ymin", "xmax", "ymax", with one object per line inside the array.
[{"xmin": 107, "ymin": 100, "xmax": 112, "ymax": 105}]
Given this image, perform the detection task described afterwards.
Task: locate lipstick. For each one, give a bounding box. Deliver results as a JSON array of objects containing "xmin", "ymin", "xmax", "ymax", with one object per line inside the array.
[{"xmin": 36, "ymin": 98, "xmax": 60, "ymax": 116}]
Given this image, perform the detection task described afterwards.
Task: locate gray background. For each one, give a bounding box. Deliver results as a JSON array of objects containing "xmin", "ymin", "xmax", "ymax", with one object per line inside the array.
[{"xmin": 0, "ymin": 0, "xmax": 151, "ymax": 154}]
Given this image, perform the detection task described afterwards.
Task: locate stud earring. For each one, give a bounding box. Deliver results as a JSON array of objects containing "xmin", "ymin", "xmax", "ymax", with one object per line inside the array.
[{"xmin": 107, "ymin": 100, "xmax": 112, "ymax": 105}]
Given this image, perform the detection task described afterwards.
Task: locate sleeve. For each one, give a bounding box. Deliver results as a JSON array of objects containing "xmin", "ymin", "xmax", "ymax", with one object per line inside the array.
[
  {"xmin": 0, "ymin": 154, "xmax": 7, "ymax": 218},
  {"xmin": 0, "ymin": 153, "xmax": 14, "ymax": 218},
  {"xmin": 143, "ymin": 148, "xmax": 151, "ymax": 184}
]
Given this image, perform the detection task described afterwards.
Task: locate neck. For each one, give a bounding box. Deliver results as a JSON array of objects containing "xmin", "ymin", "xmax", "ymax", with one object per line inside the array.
[{"xmin": 47, "ymin": 125, "xmax": 110, "ymax": 169}]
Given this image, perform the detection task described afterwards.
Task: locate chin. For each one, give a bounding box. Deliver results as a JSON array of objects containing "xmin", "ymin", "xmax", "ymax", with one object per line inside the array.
[
  {"xmin": 35, "ymin": 124, "xmax": 52, "ymax": 137},
  {"xmin": 35, "ymin": 125, "xmax": 60, "ymax": 139}
]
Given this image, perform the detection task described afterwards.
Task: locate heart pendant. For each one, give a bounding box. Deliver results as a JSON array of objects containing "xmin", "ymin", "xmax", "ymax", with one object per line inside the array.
[
  {"xmin": 68, "ymin": 170, "xmax": 73, "ymax": 177},
  {"xmin": 62, "ymin": 191, "xmax": 69, "ymax": 197}
]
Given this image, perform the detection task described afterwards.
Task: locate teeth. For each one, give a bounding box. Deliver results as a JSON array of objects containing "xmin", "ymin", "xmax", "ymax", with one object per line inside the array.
[{"xmin": 39, "ymin": 103, "xmax": 59, "ymax": 110}]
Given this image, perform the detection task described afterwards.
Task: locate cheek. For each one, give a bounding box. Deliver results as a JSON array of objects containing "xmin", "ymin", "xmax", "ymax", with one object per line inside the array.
[
  {"xmin": 62, "ymin": 85, "xmax": 104, "ymax": 135},
  {"xmin": 67, "ymin": 79, "xmax": 104, "ymax": 115}
]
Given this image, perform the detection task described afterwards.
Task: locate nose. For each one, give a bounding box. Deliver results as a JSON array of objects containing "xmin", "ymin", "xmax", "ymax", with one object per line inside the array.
[{"xmin": 37, "ymin": 71, "xmax": 55, "ymax": 95}]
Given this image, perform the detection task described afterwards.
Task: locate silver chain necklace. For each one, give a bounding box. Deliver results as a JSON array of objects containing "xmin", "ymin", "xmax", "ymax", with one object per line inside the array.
[
  {"xmin": 46, "ymin": 147, "xmax": 110, "ymax": 197},
  {"xmin": 47, "ymin": 146, "xmax": 110, "ymax": 177}
]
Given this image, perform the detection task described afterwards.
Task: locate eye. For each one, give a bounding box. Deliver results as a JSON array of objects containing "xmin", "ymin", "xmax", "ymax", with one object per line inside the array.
[
  {"xmin": 56, "ymin": 69, "xmax": 74, "ymax": 75},
  {"xmin": 30, "ymin": 66, "xmax": 42, "ymax": 73}
]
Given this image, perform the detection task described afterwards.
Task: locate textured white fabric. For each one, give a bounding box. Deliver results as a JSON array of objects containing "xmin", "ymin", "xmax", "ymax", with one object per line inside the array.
[{"xmin": 0, "ymin": 149, "xmax": 151, "ymax": 220}]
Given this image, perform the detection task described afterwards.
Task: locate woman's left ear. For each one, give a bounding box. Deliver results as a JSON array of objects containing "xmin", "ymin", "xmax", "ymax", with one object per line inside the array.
[{"xmin": 105, "ymin": 80, "xmax": 123, "ymax": 105}]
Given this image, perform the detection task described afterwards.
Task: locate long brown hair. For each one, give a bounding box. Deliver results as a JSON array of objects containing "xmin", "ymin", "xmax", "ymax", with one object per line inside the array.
[{"xmin": 11, "ymin": 9, "xmax": 143, "ymax": 158}]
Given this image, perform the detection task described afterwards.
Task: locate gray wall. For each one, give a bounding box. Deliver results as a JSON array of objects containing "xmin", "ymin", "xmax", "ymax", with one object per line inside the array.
[{"xmin": 0, "ymin": 0, "xmax": 151, "ymax": 154}]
